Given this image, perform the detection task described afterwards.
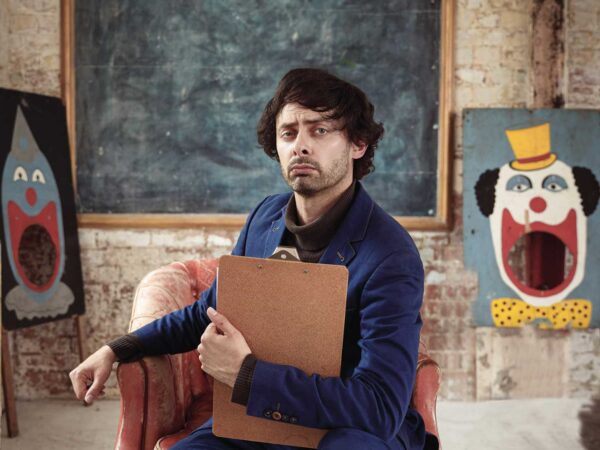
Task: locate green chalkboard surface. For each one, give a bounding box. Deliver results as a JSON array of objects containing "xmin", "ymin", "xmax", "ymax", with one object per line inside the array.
[{"xmin": 75, "ymin": 0, "xmax": 447, "ymax": 218}]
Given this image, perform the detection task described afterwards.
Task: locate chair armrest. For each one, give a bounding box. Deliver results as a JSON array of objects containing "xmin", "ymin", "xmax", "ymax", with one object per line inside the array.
[
  {"xmin": 411, "ymin": 354, "xmax": 441, "ymax": 440},
  {"xmin": 115, "ymin": 356, "xmax": 184, "ymax": 450},
  {"xmin": 115, "ymin": 259, "xmax": 218, "ymax": 450}
]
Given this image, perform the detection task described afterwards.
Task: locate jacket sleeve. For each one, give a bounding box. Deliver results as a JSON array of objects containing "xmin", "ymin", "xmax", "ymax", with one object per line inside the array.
[
  {"xmin": 131, "ymin": 196, "xmax": 270, "ymax": 356},
  {"xmin": 245, "ymin": 250, "xmax": 424, "ymax": 441}
]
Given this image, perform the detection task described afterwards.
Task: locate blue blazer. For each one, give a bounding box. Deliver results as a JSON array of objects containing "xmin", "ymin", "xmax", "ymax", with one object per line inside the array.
[{"xmin": 134, "ymin": 182, "xmax": 427, "ymax": 449}]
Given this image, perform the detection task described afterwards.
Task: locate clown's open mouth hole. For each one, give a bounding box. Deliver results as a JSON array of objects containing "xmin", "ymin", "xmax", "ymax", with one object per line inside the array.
[
  {"xmin": 18, "ymin": 224, "xmax": 56, "ymax": 286},
  {"xmin": 507, "ymin": 231, "xmax": 574, "ymax": 291}
]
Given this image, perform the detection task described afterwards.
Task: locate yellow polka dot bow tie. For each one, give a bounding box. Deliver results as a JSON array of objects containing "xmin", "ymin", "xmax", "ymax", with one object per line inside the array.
[{"xmin": 491, "ymin": 298, "xmax": 592, "ymax": 329}]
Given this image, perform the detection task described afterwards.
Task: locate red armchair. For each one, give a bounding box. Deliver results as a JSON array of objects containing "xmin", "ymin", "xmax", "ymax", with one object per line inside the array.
[{"xmin": 114, "ymin": 259, "xmax": 441, "ymax": 449}]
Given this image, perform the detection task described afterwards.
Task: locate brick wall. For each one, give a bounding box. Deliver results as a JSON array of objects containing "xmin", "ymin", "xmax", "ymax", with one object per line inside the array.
[
  {"xmin": 0, "ymin": 0, "xmax": 60, "ymax": 97},
  {"xmin": 566, "ymin": 0, "xmax": 600, "ymax": 107},
  {"xmin": 1, "ymin": 0, "xmax": 599, "ymax": 401}
]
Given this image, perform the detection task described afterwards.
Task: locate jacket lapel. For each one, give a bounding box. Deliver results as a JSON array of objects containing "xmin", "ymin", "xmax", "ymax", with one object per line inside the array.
[
  {"xmin": 263, "ymin": 210, "xmax": 287, "ymax": 258},
  {"xmin": 319, "ymin": 182, "xmax": 374, "ymax": 267}
]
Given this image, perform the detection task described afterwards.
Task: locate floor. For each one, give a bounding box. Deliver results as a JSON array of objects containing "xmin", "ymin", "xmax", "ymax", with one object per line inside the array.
[{"xmin": 1, "ymin": 397, "xmax": 596, "ymax": 449}]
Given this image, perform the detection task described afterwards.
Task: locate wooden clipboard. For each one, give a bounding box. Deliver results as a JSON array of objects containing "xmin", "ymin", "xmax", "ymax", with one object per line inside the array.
[{"xmin": 212, "ymin": 255, "xmax": 348, "ymax": 448}]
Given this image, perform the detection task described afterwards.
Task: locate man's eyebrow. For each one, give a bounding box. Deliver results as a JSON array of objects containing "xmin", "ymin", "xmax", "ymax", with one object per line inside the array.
[{"xmin": 277, "ymin": 118, "xmax": 333, "ymax": 130}]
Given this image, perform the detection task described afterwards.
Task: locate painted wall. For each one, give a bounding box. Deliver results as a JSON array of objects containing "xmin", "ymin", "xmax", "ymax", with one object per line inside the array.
[{"xmin": 0, "ymin": 0, "xmax": 599, "ymax": 401}]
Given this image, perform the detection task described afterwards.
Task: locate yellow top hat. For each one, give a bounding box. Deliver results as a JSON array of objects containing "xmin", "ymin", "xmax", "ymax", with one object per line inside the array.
[{"xmin": 505, "ymin": 123, "xmax": 557, "ymax": 171}]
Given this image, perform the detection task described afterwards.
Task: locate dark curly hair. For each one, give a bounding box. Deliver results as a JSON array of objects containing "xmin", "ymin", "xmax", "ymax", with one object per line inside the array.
[{"xmin": 257, "ymin": 68, "xmax": 384, "ymax": 180}]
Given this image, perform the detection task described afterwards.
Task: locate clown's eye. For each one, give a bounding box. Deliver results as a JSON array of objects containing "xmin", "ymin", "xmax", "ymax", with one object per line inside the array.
[
  {"xmin": 13, "ymin": 166, "xmax": 28, "ymax": 182},
  {"xmin": 32, "ymin": 169, "xmax": 46, "ymax": 184},
  {"xmin": 506, "ymin": 175, "xmax": 531, "ymax": 192},
  {"xmin": 542, "ymin": 175, "xmax": 567, "ymax": 192}
]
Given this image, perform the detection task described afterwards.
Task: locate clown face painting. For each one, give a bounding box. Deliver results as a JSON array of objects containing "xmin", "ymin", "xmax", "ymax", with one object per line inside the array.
[
  {"xmin": 464, "ymin": 110, "xmax": 600, "ymax": 330},
  {"xmin": 0, "ymin": 89, "xmax": 85, "ymax": 330}
]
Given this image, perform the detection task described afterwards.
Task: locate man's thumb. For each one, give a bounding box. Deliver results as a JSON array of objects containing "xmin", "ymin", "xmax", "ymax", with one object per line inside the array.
[
  {"xmin": 207, "ymin": 307, "xmax": 236, "ymax": 335},
  {"xmin": 84, "ymin": 380, "xmax": 102, "ymax": 404}
]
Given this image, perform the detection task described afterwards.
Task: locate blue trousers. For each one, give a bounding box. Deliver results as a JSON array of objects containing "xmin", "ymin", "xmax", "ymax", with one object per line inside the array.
[{"xmin": 171, "ymin": 418, "xmax": 406, "ymax": 450}]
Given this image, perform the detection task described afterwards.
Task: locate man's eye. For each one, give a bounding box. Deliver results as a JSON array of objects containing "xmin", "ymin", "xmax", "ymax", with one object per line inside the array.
[
  {"xmin": 281, "ymin": 131, "xmax": 295, "ymax": 138},
  {"xmin": 315, "ymin": 128, "xmax": 328, "ymax": 135}
]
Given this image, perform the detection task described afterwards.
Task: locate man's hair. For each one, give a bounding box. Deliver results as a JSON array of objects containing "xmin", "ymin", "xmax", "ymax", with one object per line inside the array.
[{"xmin": 256, "ymin": 68, "xmax": 384, "ymax": 180}]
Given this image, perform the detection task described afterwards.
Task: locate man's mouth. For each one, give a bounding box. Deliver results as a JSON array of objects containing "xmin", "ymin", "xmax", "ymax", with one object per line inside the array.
[
  {"xmin": 288, "ymin": 159, "xmax": 319, "ymax": 177},
  {"xmin": 290, "ymin": 164, "xmax": 317, "ymax": 176}
]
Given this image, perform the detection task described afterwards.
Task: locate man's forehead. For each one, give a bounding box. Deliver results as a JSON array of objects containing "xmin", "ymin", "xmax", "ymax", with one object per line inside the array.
[{"xmin": 276, "ymin": 103, "xmax": 334, "ymax": 127}]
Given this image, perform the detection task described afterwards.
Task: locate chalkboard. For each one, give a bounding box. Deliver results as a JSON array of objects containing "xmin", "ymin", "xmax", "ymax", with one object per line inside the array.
[{"xmin": 72, "ymin": 0, "xmax": 451, "ymax": 224}]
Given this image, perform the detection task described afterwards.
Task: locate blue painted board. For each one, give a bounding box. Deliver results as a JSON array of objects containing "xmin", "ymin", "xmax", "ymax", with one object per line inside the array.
[{"xmin": 463, "ymin": 109, "xmax": 600, "ymax": 328}]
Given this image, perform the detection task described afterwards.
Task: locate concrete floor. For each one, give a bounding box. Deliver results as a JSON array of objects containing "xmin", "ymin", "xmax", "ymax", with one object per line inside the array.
[{"xmin": 0, "ymin": 397, "xmax": 594, "ymax": 449}]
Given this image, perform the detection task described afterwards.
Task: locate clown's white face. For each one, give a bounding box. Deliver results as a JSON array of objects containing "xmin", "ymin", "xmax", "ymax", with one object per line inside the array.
[{"xmin": 489, "ymin": 160, "xmax": 586, "ymax": 306}]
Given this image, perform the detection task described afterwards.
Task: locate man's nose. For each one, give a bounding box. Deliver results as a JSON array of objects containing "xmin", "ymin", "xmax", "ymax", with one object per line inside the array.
[{"xmin": 292, "ymin": 131, "xmax": 311, "ymax": 156}]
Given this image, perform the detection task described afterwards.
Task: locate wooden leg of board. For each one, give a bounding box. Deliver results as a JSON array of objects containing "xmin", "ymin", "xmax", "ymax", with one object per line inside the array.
[
  {"xmin": 75, "ymin": 315, "xmax": 87, "ymax": 362},
  {"xmin": 2, "ymin": 329, "xmax": 19, "ymax": 437}
]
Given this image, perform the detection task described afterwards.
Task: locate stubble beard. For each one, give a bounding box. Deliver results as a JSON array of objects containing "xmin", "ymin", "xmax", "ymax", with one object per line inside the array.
[{"xmin": 281, "ymin": 153, "xmax": 351, "ymax": 198}]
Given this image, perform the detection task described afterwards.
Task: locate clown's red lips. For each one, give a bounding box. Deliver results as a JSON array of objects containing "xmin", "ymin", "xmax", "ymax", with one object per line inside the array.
[
  {"xmin": 8, "ymin": 200, "xmax": 60, "ymax": 292},
  {"xmin": 502, "ymin": 208, "xmax": 577, "ymax": 298}
]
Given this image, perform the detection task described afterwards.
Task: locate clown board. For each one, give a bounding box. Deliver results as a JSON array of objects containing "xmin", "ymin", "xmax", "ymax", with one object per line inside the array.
[
  {"xmin": 463, "ymin": 109, "xmax": 600, "ymax": 329},
  {"xmin": 0, "ymin": 88, "xmax": 85, "ymax": 330}
]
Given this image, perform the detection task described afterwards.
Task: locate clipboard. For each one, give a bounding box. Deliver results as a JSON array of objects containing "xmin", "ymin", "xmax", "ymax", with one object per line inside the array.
[{"xmin": 212, "ymin": 255, "xmax": 348, "ymax": 448}]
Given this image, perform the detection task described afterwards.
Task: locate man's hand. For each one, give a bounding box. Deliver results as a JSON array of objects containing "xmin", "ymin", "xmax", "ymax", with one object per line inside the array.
[
  {"xmin": 197, "ymin": 307, "xmax": 251, "ymax": 388},
  {"xmin": 69, "ymin": 345, "xmax": 117, "ymax": 405}
]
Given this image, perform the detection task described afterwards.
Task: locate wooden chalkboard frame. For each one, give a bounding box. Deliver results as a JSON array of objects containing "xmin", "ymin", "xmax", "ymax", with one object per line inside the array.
[{"xmin": 61, "ymin": 0, "xmax": 454, "ymax": 231}]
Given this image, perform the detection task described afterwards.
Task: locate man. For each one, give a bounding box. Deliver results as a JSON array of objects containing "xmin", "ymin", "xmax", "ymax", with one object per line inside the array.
[{"xmin": 70, "ymin": 68, "xmax": 432, "ymax": 450}]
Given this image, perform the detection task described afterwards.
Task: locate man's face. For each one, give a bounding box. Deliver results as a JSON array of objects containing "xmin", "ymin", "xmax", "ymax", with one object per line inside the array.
[{"xmin": 275, "ymin": 103, "xmax": 366, "ymax": 197}]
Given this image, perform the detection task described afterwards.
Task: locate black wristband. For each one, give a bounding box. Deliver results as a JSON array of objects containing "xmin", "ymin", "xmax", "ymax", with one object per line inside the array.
[
  {"xmin": 107, "ymin": 333, "xmax": 145, "ymax": 363},
  {"xmin": 231, "ymin": 353, "xmax": 258, "ymax": 406}
]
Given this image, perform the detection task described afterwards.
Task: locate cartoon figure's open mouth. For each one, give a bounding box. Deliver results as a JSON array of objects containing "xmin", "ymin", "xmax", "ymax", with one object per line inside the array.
[
  {"xmin": 502, "ymin": 208, "xmax": 577, "ymax": 297},
  {"xmin": 8, "ymin": 200, "xmax": 60, "ymax": 292}
]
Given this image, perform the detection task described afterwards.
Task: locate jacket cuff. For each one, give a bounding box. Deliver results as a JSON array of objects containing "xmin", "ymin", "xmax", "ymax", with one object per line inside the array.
[
  {"xmin": 231, "ymin": 353, "xmax": 258, "ymax": 406},
  {"xmin": 107, "ymin": 334, "xmax": 145, "ymax": 363}
]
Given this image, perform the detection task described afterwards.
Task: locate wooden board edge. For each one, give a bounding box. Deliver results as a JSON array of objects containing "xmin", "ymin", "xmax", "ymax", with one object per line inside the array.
[
  {"xmin": 436, "ymin": 0, "xmax": 456, "ymax": 231},
  {"xmin": 77, "ymin": 213, "xmax": 449, "ymax": 231},
  {"xmin": 61, "ymin": 0, "xmax": 76, "ymax": 192}
]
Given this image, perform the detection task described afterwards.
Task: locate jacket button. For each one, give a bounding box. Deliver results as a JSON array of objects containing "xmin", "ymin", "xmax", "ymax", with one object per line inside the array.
[
  {"xmin": 272, "ymin": 411, "xmax": 282, "ymax": 421},
  {"xmin": 263, "ymin": 409, "xmax": 272, "ymax": 418},
  {"xmin": 290, "ymin": 416, "xmax": 298, "ymax": 424}
]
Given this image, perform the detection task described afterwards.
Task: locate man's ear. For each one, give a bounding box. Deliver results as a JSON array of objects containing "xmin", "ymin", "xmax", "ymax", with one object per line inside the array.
[{"xmin": 351, "ymin": 142, "xmax": 368, "ymax": 160}]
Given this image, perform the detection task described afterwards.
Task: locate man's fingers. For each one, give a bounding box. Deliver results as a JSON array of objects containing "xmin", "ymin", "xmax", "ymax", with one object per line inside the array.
[
  {"xmin": 201, "ymin": 323, "xmax": 217, "ymax": 342},
  {"xmin": 207, "ymin": 307, "xmax": 237, "ymax": 335},
  {"xmin": 70, "ymin": 370, "xmax": 89, "ymax": 400},
  {"xmin": 84, "ymin": 379, "xmax": 104, "ymax": 404}
]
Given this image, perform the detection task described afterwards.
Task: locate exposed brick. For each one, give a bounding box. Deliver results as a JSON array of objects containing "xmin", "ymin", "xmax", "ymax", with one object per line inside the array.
[
  {"xmin": 12, "ymin": 0, "xmax": 56, "ymax": 14},
  {"xmin": 424, "ymin": 285, "xmax": 442, "ymax": 302},
  {"xmin": 10, "ymin": 13, "xmax": 39, "ymax": 33},
  {"xmin": 206, "ymin": 233, "xmax": 236, "ymax": 248},
  {"xmin": 150, "ymin": 229, "xmax": 208, "ymax": 247},
  {"xmin": 96, "ymin": 230, "xmax": 152, "ymax": 248},
  {"xmin": 456, "ymin": 68, "xmax": 486, "ymax": 85}
]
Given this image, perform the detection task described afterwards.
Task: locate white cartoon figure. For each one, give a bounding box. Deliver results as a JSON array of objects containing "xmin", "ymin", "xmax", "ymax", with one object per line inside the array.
[{"xmin": 475, "ymin": 123, "xmax": 599, "ymax": 329}]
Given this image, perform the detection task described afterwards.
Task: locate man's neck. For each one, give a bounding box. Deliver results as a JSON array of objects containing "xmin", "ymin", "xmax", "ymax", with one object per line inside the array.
[{"xmin": 294, "ymin": 178, "xmax": 353, "ymax": 225}]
